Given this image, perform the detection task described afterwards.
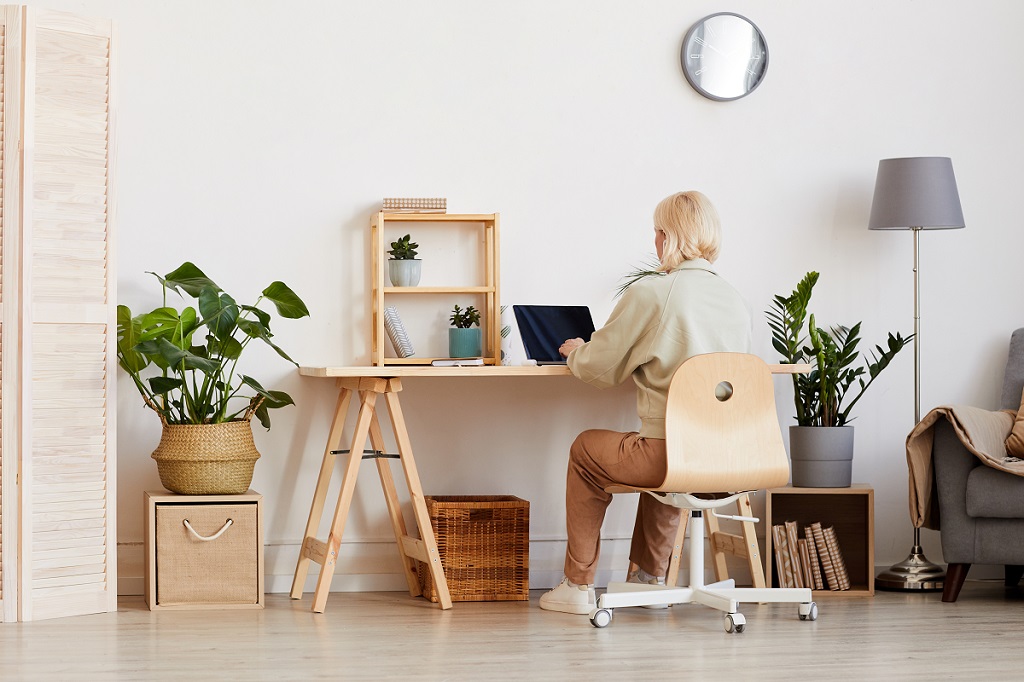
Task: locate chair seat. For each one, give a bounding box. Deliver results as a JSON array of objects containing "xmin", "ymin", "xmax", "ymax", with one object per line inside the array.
[{"xmin": 966, "ymin": 466, "xmax": 1024, "ymax": 518}]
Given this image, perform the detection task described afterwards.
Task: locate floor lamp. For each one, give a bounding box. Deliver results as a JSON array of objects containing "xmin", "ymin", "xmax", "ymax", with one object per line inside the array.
[{"xmin": 868, "ymin": 157, "xmax": 965, "ymax": 591}]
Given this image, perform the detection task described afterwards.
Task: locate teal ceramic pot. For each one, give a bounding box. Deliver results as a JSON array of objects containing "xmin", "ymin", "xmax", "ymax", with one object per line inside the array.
[{"xmin": 448, "ymin": 328, "xmax": 482, "ymax": 358}]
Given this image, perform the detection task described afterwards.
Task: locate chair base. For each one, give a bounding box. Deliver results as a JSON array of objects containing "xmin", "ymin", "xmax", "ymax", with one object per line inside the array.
[{"xmin": 594, "ymin": 579, "xmax": 815, "ymax": 631}]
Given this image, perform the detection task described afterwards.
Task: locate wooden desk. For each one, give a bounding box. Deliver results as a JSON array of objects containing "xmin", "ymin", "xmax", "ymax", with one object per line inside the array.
[{"xmin": 291, "ymin": 363, "xmax": 807, "ymax": 612}]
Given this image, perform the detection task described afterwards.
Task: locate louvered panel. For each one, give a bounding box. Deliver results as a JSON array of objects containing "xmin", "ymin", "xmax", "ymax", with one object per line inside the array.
[
  {"xmin": 0, "ymin": 324, "xmax": 3, "ymax": 605},
  {"xmin": 32, "ymin": 27, "xmax": 109, "ymax": 310},
  {"xmin": 29, "ymin": 320, "xmax": 110, "ymax": 610},
  {"xmin": 4, "ymin": 7, "xmax": 116, "ymax": 623},
  {"xmin": 0, "ymin": 15, "xmax": 6, "ymax": 615},
  {"xmin": 0, "ymin": 22, "xmax": 4, "ymax": 309}
]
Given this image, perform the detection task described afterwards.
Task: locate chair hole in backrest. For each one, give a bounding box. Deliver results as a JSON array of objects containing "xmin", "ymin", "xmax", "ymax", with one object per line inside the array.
[{"xmin": 715, "ymin": 381, "xmax": 734, "ymax": 402}]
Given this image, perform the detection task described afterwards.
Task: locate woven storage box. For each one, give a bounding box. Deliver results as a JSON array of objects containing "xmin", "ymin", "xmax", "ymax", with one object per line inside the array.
[
  {"xmin": 418, "ymin": 495, "xmax": 529, "ymax": 602},
  {"xmin": 145, "ymin": 490, "xmax": 264, "ymax": 609}
]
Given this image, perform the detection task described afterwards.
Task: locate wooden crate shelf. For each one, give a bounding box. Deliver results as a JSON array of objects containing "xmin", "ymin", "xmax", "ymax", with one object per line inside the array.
[
  {"xmin": 371, "ymin": 212, "xmax": 500, "ymax": 366},
  {"xmin": 765, "ymin": 484, "xmax": 875, "ymax": 596}
]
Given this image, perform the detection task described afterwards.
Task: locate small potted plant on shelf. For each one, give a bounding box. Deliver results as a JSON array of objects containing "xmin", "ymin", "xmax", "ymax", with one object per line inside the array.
[
  {"xmin": 387, "ymin": 233, "xmax": 421, "ymax": 287},
  {"xmin": 766, "ymin": 271, "xmax": 912, "ymax": 487},
  {"xmin": 117, "ymin": 262, "xmax": 310, "ymax": 495},
  {"xmin": 448, "ymin": 304, "xmax": 482, "ymax": 358}
]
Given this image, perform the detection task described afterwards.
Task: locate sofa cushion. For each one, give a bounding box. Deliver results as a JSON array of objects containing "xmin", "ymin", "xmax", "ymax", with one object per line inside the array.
[
  {"xmin": 1006, "ymin": 389, "xmax": 1024, "ymax": 458},
  {"xmin": 966, "ymin": 464, "xmax": 1024, "ymax": 517}
]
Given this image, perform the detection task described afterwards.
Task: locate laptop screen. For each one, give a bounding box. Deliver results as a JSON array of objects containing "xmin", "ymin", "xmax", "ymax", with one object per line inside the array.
[{"xmin": 513, "ymin": 305, "xmax": 596, "ymax": 364}]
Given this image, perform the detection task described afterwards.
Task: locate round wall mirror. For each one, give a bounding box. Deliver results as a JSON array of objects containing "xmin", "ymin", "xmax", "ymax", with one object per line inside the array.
[{"xmin": 681, "ymin": 13, "xmax": 768, "ymax": 101}]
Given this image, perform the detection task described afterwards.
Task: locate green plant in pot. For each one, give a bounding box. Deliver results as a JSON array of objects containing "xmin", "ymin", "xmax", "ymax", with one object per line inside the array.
[
  {"xmin": 117, "ymin": 262, "xmax": 310, "ymax": 495},
  {"xmin": 766, "ymin": 271, "xmax": 913, "ymax": 487},
  {"xmin": 448, "ymin": 304, "xmax": 481, "ymax": 358},
  {"xmin": 387, "ymin": 233, "xmax": 421, "ymax": 287}
]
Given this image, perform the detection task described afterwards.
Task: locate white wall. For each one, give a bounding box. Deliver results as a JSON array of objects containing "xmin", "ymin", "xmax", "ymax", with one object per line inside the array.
[{"xmin": 27, "ymin": 0, "xmax": 1023, "ymax": 593}]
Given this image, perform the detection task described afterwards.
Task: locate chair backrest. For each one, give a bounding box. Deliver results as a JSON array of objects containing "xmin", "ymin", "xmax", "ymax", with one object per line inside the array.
[
  {"xmin": 1001, "ymin": 328, "xmax": 1024, "ymax": 411},
  {"xmin": 659, "ymin": 353, "xmax": 791, "ymax": 494}
]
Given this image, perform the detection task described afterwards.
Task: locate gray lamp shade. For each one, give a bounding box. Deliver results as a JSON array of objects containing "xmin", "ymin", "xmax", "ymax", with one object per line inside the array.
[{"xmin": 868, "ymin": 157, "xmax": 965, "ymax": 230}]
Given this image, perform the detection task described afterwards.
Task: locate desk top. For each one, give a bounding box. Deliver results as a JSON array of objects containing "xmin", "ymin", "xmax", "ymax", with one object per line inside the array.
[{"xmin": 298, "ymin": 363, "xmax": 810, "ymax": 378}]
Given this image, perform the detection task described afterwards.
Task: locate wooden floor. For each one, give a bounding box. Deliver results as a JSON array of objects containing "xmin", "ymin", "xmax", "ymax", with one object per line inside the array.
[{"xmin": 1, "ymin": 580, "xmax": 1020, "ymax": 680}]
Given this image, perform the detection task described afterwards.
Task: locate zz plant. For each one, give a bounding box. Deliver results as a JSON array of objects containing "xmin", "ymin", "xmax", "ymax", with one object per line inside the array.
[
  {"xmin": 766, "ymin": 271, "xmax": 913, "ymax": 427},
  {"xmin": 117, "ymin": 262, "xmax": 310, "ymax": 429}
]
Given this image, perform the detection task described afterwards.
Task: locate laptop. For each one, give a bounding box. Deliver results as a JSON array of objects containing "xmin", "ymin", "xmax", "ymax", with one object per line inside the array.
[{"xmin": 513, "ymin": 305, "xmax": 596, "ymax": 365}]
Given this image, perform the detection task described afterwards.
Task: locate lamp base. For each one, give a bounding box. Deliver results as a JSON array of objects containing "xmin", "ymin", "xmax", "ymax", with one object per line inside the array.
[{"xmin": 876, "ymin": 545, "xmax": 945, "ymax": 591}]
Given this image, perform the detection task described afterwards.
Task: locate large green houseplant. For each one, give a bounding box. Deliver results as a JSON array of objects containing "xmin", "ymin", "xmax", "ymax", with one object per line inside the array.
[
  {"xmin": 766, "ymin": 271, "xmax": 913, "ymax": 486},
  {"xmin": 117, "ymin": 262, "xmax": 310, "ymax": 494}
]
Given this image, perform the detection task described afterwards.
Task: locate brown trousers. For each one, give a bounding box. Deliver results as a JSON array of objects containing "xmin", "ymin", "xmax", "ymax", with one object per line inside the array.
[{"xmin": 563, "ymin": 429, "xmax": 681, "ymax": 585}]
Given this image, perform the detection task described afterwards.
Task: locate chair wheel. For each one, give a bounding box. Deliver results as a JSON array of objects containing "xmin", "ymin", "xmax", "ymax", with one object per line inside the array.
[
  {"xmin": 798, "ymin": 602, "xmax": 818, "ymax": 621},
  {"xmin": 590, "ymin": 608, "xmax": 613, "ymax": 628},
  {"xmin": 724, "ymin": 613, "xmax": 745, "ymax": 633}
]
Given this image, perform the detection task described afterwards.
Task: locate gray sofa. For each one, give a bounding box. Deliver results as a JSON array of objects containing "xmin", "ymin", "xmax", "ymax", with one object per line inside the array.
[{"xmin": 933, "ymin": 327, "xmax": 1024, "ymax": 601}]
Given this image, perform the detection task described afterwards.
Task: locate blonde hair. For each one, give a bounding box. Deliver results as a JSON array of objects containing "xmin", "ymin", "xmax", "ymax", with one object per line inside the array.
[{"xmin": 653, "ymin": 191, "xmax": 722, "ymax": 271}]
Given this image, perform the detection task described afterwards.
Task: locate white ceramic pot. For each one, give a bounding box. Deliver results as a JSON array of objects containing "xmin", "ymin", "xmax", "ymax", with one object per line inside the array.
[{"xmin": 388, "ymin": 259, "xmax": 422, "ymax": 287}]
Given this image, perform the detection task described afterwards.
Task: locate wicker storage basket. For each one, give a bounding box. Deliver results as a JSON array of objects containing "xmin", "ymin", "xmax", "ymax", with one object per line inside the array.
[
  {"xmin": 417, "ymin": 495, "xmax": 529, "ymax": 602},
  {"xmin": 151, "ymin": 420, "xmax": 261, "ymax": 495}
]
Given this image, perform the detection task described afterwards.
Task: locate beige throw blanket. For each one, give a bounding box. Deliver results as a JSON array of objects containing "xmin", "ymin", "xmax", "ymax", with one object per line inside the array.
[{"xmin": 906, "ymin": 405, "xmax": 1023, "ymax": 530}]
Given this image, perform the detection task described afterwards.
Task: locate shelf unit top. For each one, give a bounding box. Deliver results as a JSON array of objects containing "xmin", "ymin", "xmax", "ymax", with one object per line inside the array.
[{"xmin": 372, "ymin": 212, "xmax": 498, "ymax": 226}]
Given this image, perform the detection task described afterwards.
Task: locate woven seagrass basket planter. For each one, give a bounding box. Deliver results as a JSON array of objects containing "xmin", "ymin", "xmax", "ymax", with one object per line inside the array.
[{"xmin": 151, "ymin": 420, "xmax": 261, "ymax": 495}]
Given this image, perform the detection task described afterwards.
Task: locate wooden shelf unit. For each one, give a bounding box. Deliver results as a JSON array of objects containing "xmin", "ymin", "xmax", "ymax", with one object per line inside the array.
[
  {"xmin": 765, "ymin": 485, "xmax": 875, "ymax": 596},
  {"xmin": 371, "ymin": 212, "xmax": 500, "ymax": 366}
]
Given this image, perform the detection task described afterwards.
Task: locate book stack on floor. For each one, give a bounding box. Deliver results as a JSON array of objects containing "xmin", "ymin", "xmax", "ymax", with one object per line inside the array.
[{"xmin": 771, "ymin": 520, "xmax": 851, "ymax": 591}]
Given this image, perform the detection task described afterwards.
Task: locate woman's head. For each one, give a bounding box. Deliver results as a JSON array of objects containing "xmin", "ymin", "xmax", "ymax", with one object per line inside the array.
[{"xmin": 653, "ymin": 191, "xmax": 721, "ymax": 271}]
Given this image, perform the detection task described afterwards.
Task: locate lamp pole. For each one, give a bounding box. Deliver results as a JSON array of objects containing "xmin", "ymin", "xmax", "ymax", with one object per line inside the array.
[{"xmin": 875, "ymin": 226, "xmax": 945, "ymax": 591}]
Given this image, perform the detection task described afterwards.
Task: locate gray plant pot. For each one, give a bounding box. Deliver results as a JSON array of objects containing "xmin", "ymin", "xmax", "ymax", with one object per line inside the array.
[
  {"xmin": 388, "ymin": 259, "xmax": 422, "ymax": 287},
  {"xmin": 788, "ymin": 425, "xmax": 854, "ymax": 488}
]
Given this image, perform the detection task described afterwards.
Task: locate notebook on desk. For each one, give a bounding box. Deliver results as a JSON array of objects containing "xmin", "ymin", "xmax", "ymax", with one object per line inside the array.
[{"xmin": 513, "ymin": 305, "xmax": 596, "ymax": 365}]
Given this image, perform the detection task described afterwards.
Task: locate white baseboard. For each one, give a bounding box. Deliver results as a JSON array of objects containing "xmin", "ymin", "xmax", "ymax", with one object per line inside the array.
[{"xmin": 117, "ymin": 536, "xmax": 729, "ymax": 596}]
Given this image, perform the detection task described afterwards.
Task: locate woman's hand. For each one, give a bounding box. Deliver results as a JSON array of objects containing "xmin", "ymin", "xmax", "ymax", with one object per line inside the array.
[{"xmin": 559, "ymin": 337, "xmax": 586, "ymax": 358}]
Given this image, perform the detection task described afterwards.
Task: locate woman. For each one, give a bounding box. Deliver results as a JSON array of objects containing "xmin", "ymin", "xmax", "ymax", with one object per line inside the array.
[{"xmin": 539, "ymin": 191, "xmax": 752, "ymax": 615}]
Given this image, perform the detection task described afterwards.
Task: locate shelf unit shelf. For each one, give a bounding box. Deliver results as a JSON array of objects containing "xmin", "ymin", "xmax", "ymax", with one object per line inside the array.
[
  {"xmin": 765, "ymin": 484, "xmax": 875, "ymax": 597},
  {"xmin": 371, "ymin": 212, "xmax": 500, "ymax": 366},
  {"xmin": 382, "ymin": 286, "xmax": 496, "ymax": 295}
]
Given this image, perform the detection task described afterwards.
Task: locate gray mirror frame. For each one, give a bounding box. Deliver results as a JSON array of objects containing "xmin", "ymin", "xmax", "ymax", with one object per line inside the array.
[{"xmin": 680, "ymin": 12, "xmax": 769, "ymax": 102}]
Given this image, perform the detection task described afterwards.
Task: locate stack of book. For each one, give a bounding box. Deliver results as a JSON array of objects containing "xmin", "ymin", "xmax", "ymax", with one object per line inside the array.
[
  {"xmin": 382, "ymin": 197, "xmax": 447, "ymax": 213},
  {"xmin": 771, "ymin": 520, "xmax": 851, "ymax": 591}
]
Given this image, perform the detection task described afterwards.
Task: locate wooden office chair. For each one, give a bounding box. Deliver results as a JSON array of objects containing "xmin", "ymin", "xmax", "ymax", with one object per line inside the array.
[{"xmin": 591, "ymin": 353, "xmax": 818, "ymax": 632}]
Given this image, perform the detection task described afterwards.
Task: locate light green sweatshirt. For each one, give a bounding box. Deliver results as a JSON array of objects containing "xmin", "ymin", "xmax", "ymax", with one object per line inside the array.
[{"xmin": 567, "ymin": 258, "xmax": 751, "ymax": 438}]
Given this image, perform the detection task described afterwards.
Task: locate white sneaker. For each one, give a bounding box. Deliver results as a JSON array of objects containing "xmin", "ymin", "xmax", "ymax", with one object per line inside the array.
[
  {"xmin": 539, "ymin": 577, "xmax": 596, "ymax": 615},
  {"xmin": 627, "ymin": 570, "xmax": 669, "ymax": 609}
]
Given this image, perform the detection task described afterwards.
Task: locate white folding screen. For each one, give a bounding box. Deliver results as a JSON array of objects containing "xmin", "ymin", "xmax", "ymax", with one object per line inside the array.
[{"xmin": 0, "ymin": 5, "xmax": 116, "ymax": 622}]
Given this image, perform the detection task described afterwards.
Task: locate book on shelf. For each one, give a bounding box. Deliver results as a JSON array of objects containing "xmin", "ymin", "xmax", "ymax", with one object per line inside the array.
[
  {"xmin": 823, "ymin": 525, "xmax": 851, "ymax": 590},
  {"xmin": 771, "ymin": 524, "xmax": 793, "ymax": 588},
  {"xmin": 803, "ymin": 526, "xmax": 825, "ymax": 590},
  {"xmin": 785, "ymin": 521, "xmax": 805, "ymax": 588},
  {"xmin": 797, "ymin": 538, "xmax": 814, "ymax": 591},
  {"xmin": 431, "ymin": 358, "xmax": 484, "ymax": 367},
  {"xmin": 383, "ymin": 306, "xmax": 415, "ymax": 358},
  {"xmin": 809, "ymin": 522, "xmax": 841, "ymax": 591}
]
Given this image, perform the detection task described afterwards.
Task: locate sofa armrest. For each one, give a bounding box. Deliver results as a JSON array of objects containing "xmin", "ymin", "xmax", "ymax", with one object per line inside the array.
[{"xmin": 933, "ymin": 419, "xmax": 981, "ymax": 563}]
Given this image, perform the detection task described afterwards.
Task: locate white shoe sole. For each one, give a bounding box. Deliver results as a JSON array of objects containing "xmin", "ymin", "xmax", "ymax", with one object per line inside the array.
[{"xmin": 539, "ymin": 599, "xmax": 594, "ymax": 615}]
